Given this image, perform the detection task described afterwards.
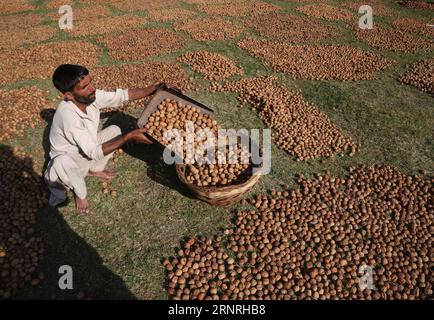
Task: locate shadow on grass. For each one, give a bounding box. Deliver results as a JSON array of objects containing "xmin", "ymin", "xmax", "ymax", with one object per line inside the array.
[
  {"xmin": 101, "ymin": 111, "xmax": 196, "ymax": 200},
  {"xmin": 16, "ymin": 205, "xmax": 137, "ymax": 300},
  {"xmin": 40, "ymin": 108, "xmax": 56, "ymax": 175},
  {"xmin": 2, "ymin": 142, "xmax": 135, "ymax": 299}
]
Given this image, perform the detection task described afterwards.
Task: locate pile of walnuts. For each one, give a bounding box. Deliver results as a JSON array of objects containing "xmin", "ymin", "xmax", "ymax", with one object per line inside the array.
[
  {"xmin": 108, "ymin": 0, "xmax": 178, "ymax": 12},
  {"xmin": 173, "ymin": 16, "xmax": 244, "ymax": 42},
  {"xmin": 47, "ymin": 4, "xmax": 111, "ymax": 21},
  {"xmin": 184, "ymin": 0, "xmax": 233, "ymax": 3},
  {"xmin": 178, "ymin": 51, "xmax": 243, "ymax": 81},
  {"xmin": 398, "ymin": 0, "xmax": 434, "ymax": 10},
  {"xmin": 352, "ymin": 26, "xmax": 434, "ymax": 53},
  {"xmin": 0, "ymin": 87, "xmax": 52, "ymax": 142},
  {"xmin": 0, "ymin": 40, "xmax": 101, "ymax": 86},
  {"xmin": 237, "ymin": 38, "xmax": 394, "ymax": 81},
  {"xmin": 164, "ymin": 165, "xmax": 433, "ymax": 300},
  {"xmin": 148, "ymin": 8, "xmax": 196, "ymax": 22},
  {"xmin": 0, "ymin": 25, "xmax": 57, "ymax": 50},
  {"xmin": 392, "ymin": 17, "xmax": 434, "ymax": 39},
  {"xmin": 46, "ymin": 0, "xmax": 73, "ymax": 9},
  {"xmin": 342, "ymin": 1, "xmax": 394, "ymax": 17},
  {"xmin": 196, "ymin": 0, "xmax": 280, "ymax": 17},
  {"xmin": 0, "ymin": 146, "xmax": 48, "ymax": 299},
  {"xmin": 0, "ymin": 0, "xmax": 34, "ymax": 14},
  {"xmin": 399, "ymin": 57, "xmax": 434, "ymax": 94},
  {"xmin": 0, "ymin": 14, "xmax": 44, "ymax": 30},
  {"xmin": 91, "ymin": 62, "xmax": 195, "ymax": 111},
  {"xmin": 296, "ymin": 4, "xmax": 354, "ymax": 22},
  {"xmin": 65, "ymin": 16, "xmax": 148, "ymax": 37},
  {"xmin": 245, "ymin": 13, "xmax": 342, "ymax": 43},
  {"xmin": 212, "ymin": 76, "xmax": 357, "ymax": 161},
  {"xmin": 99, "ymin": 28, "xmax": 184, "ymax": 62},
  {"xmin": 0, "ymin": 12, "xmax": 56, "ymax": 49}
]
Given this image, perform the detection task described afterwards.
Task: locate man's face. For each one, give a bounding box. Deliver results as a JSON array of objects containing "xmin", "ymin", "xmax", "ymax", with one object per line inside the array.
[{"xmin": 69, "ymin": 74, "xmax": 96, "ymax": 105}]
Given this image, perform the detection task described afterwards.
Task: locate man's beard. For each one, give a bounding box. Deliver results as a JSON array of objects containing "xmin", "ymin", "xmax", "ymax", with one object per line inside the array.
[{"xmin": 74, "ymin": 92, "xmax": 96, "ymax": 105}]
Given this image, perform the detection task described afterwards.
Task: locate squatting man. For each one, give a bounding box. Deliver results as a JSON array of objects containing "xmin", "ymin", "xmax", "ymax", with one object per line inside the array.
[{"xmin": 45, "ymin": 64, "xmax": 176, "ymax": 214}]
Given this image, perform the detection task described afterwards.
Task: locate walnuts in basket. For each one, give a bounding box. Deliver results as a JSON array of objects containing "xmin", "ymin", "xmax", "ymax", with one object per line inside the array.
[
  {"xmin": 184, "ymin": 143, "xmax": 253, "ymax": 187},
  {"xmin": 145, "ymin": 98, "xmax": 257, "ymax": 187},
  {"xmin": 145, "ymin": 98, "xmax": 219, "ymax": 143}
]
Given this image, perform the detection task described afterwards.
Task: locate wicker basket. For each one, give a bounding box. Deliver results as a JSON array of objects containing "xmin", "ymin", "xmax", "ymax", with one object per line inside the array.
[{"xmin": 176, "ymin": 164, "xmax": 262, "ymax": 207}]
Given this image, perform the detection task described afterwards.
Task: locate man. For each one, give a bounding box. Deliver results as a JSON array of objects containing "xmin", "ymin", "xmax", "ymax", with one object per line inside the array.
[{"xmin": 45, "ymin": 64, "xmax": 166, "ymax": 214}]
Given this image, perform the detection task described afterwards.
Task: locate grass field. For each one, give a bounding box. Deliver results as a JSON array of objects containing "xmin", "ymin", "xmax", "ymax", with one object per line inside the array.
[{"xmin": 1, "ymin": 0, "xmax": 433, "ymax": 299}]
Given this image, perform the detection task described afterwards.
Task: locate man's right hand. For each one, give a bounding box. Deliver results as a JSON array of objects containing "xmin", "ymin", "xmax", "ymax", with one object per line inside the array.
[
  {"xmin": 127, "ymin": 128, "xmax": 153, "ymax": 144},
  {"xmin": 102, "ymin": 127, "xmax": 152, "ymax": 156}
]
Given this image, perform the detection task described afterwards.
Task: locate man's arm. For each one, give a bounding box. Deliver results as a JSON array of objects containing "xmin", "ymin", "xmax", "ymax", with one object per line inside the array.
[
  {"xmin": 95, "ymin": 84, "xmax": 162, "ymax": 110},
  {"xmin": 99, "ymin": 82, "xmax": 184, "ymax": 155},
  {"xmin": 128, "ymin": 83, "xmax": 182, "ymax": 101},
  {"xmin": 101, "ymin": 128, "xmax": 152, "ymax": 156},
  {"xmin": 128, "ymin": 84, "xmax": 163, "ymax": 101}
]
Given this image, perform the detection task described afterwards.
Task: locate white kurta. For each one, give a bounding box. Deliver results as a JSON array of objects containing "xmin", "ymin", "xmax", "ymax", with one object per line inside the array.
[{"xmin": 44, "ymin": 89, "xmax": 129, "ymax": 206}]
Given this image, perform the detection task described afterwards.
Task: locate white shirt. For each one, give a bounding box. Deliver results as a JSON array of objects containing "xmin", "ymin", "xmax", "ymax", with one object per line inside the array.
[{"xmin": 49, "ymin": 89, "xmax": 129, "ymax": 161}]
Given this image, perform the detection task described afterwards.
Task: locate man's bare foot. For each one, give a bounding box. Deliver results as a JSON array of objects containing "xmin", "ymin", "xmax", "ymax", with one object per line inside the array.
[
  {"xmin": 75, "ymin": 197, "xmax": 90, "ymax": 214},
  {"xmin": 87, "ymin": 169, "xmax": 117, "ymax": 181}
]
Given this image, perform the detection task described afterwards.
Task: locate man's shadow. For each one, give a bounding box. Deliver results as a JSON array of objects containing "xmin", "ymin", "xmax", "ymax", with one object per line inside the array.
[
  {"xmin": 100, "ymin": 111, "xmax": 194, "ymax": 199},
  {"xmin": 0, "ymin": 144, "xmax": 135, "ymax": 300},
  {"xmin": 40, "ymin": 108, "xmax": 56, "ymax": 175}
]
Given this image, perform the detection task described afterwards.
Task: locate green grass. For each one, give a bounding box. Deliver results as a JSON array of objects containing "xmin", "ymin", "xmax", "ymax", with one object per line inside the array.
[{"xmin": 2, "ymin": 0, "xmax": 433, "ymax": 299}]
